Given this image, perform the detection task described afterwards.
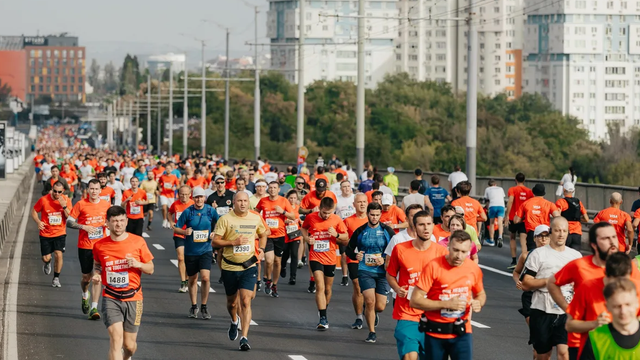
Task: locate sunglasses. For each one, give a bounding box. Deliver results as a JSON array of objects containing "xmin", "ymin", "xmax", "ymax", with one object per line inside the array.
[
  {"xmin": 249, "ymin": 173, "xmax": 255, "ymax": 175},
  {"xmin": 52, "ymin": 190, "xmax": 63, "ymax": 194},
  {"xmin": 296, "ymin": 182, "xmax": 305, "ymax": 185},
  {"xmin": 216, "ymin": 181, "xmax": 225, "ymax": 185}
]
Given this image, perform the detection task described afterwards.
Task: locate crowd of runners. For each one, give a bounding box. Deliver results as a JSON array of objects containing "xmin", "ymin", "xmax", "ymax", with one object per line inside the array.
[{"xmin": 29, "ymin": 128, "xmax": 640, "ymax": 359}]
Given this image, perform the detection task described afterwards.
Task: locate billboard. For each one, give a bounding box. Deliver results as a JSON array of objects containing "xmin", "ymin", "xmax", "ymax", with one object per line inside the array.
[{"xmin": 23, "ymin": 36, "xmax": 48, "ymax": 46}]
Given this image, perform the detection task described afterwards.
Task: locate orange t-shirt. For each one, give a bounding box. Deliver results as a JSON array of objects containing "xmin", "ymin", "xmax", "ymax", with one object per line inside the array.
[
  {"xmin": 69, "ymin": 198, "xmax": 112, "ymax": 249},
  {"xmin": 344, "ymin": 214, "xmax": 369, "ymax": 264},
  {"xmin": 335, "ymin": 169, "xmax": 348, "ymax": 178},
  {"xmin": 381, "ymin": 205, "xmax": 407, "ymax": 234},
  {"xmin": 365, "ymin": 190, "xmax": 374, "ymax": 203},
  {"xmin": 152, "ymin": 167, "xmax": 165, "ymax": 182},
  {"xmin": 507, "ymin": 185, "xmax": 534, "ymax": 221},
  {"xmin": 93, "ymin": 233, "xmax": 154, "ymax": 302},
  {"xmin": 60, "ymin": 171, "xmax": 78, "ymax": 192},
  {"xmin": 594, "ymin": 207, "xmax": 632, "ymax": 252},
  {"xmin": 302, "ymin": 212, "xmax": 347, "ymax": 265},
  {"xmin": 122, "ymin": 189, "xmax": 147, "ymax": 219},
  {"xmin": 159, "ymin": 174, "xmax": 180, "ymax": 198},
  {"xmin": 85, "ymin": 186, "xmax": 115, "ymax": 203},
  {"xmin": 225, "ymin": 177, "xmax": 237, "ymax": 191},
  {"xmin": 515, "ymin": 197, "xmax": 558, "ymax": 232},
  {"xmin": 255, "ymin": 196, "xmax": 294, "ymax": 238},
  {"xmin": 387, "ymin": 241, "xmax": 449, "ymax": 322},
  {"xmin": 315, "ymin": 174, "xmax": 329, "ymax": 184},
  {"xmin": 187, "ymin": 176, "xmax": 206, "ymax": 189},
  {"xmin": 33, "ymin": 194, "xmax": 71, "ymax": 238},
  {"xmin": 432, "ymin": 224, "xmax": 451, "ymax": 242},
  {"xmin": 169, "ymin": 199, "xmax": 194, "ymax": 238},
  {"xmin": 34, "ymin": 154, "xmax": 44, "ymax": 167},
  {"xmin": 415, "ymin": 255, "xmax": 484, "ymax": 339},
  {"xmin": 451, "ymin": 196, "xmax": 485, "ymax": 232},
  {"xmin": 300, "ymin": 190, "xmax": 338, "ymax": 211},
  {"xmin": 555, "ymin": 197, "xmax": 587, "ymax": 235}
]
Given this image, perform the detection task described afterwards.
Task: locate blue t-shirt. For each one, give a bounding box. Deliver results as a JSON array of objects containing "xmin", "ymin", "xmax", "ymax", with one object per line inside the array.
[
  {"xmin": 358, "ymin": 179, "xmax": 374, "ymax": 193},
  {"xmin": 133, "ymin": 170, "xmax": 147, "ymax": 183},
  {"xmin": 170, "ymin": 169, "xmax": 182, "ymax": 178},
  {"xmin": 418, "ymin": 179, "xmax": 430, "ymax": 195},
  {"xmin": 176, "ymin": 204, "xmax": 220, "ymax": 256},
  {"xmin": 426, "ymin": 186, "xmax": 449, "ymax": 217},
  {"xmin": 347, "ymin": 223, "xmax": 395, "ymax": 275}
]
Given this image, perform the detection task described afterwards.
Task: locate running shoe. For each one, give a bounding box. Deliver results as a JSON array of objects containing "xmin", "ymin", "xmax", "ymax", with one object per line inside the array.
[
  {"xmin": 179, "ymin": 281, "xmax": 188, "ymax": 293},
  {"xmin": 351, "ymin": 318, "xmax": 363, "ymax": 330},
  {"xmin": 365, "ymin": 332, "xmax": 377, "ymax": 343},
  {"xmin": 52, "ymin": 277, "xmax": 61, "ymax": 288},
  {"xmin": 88, "ymin": 308, "xmax": 101, "ymax": 320},
  {"xmin": 340, "ymin": 276, "xmax": 349, "ymax": 286},
  {"xmin": 375, "ymin": 313, "xmax": 380, "ymax": 327},
  {"xmin": 297, "ymin": 260, "xmax": 304, "ymax": 269},
  {"xmin": 317, "ymin": 316, "xmax": 329, "ymax": 330},
  {"xmin": 507, "ymin": 262, "xmax": 517, "ymax": 271},
  {"xmin": 308, "ymin": 281, "xmax": 316, "ymax": 294},
  {"xmin": 239, "ymin": 337, "xmax": 251, "ymax": 351},
  {"xmin": 81, "ymin": 295, "xmax": 90, "ymax": 314},
  {"xmin": 189, "ymin": 305, "xmax": 199, "ymax": 319},
  {"xmin": 302, "ymin": 256, "xmax": 307, "ymax": 265},
  {"xmin": 218, "ymin": 276, "xmax": 223, "ymax": 284},
  {"xmin": 201, "ymin": 306, "xmax": 211, "ymax": 320},
  {"xmin": 256, "ymin": 280, "xmax": 262, "ymax": 292},
  {"xmin": 288, "ymin": 277, "xmax": 296, "ymax": 285},
  {"xmin": 485, "ymin": 238, "xmax": 496, "ymax": 247},
  {"xmin": 228, "ymin": 320, "xmax": 239, "ymax": 341},
  {"xmin": 497, "ymin": 237, "xmax": 504, "ymax": 248},
  {"xmin": 43, "ymin": 261, "xmax": 52, "ymax": 275},
  {"xmin": 280, "ymin": 267, "xmax": 286, "ymax": 279},
  {"xmin": 146, "ymin": 225, "xmax": 152, "ymax": 231},
  {"xmin": 271, "ymin": 284, "xmax": 279, "ymax": 298},
  {"xmin": 264, "ymin": 280, "xmax": 272, "ymax": 295}
]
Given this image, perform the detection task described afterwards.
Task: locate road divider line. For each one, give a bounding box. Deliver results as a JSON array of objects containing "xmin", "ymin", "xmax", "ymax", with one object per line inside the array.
[
  {"xmin": 170, "ymin": 260, "xmax": 215, "ymax": 292},
  {"xmin": 152, "ymin": 244, "xmax": 165, "ymax": 250},
  {"xmin": 251, "ymin": 320, "xmax": 258, "ymax": 325},
  {"xmin": 289, "ymin": 356, "xmax": 308, "ymax": 360},
  {"xmin": 471, "ymin": 320, "xmax": 491, "ymax": 329},
  {"xmin": 478, "ymin": 264, "xmax": 512, "ymax": 277},
  {"xmin": 197, "ymin": 281, "xmax": 215, "ymax": 293},
  {"xmin": 142, "ymin": 232, "xmax": 150, "ymax": 238}
]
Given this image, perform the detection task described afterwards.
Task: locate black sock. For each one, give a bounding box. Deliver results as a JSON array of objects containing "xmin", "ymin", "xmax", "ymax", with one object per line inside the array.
[
  {"xmin": 191, "ymin": 304, "xmax": 198, "ymax": 309},
  {"xmin": 512, "ymin": 257, "xmax": 516, "ymax": 263},
  {"xmin": 53, "ymin": 272, "xmax": 60, "ymax": 278},
  {"xmin": 319, "ymin": 309, "xmax": 327, "ymax": 318},
  {"xmin": 201, "ymin": 304, "xmax": 207, "ymax": 309}
]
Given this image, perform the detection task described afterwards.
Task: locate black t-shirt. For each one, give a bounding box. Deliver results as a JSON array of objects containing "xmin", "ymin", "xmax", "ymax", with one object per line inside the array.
[
  {"xmin": 632, "ymin": 199, "xmax": 640, "ymax": 213},
  {"xmin": 206, "ymin": 190, "xmax": 234, "ymax": 209},
  {"xmin": 580, "ymin": 322, "xmax": 640, "ymax": 360},
  {"xmin": 104, "ymin": 166, "xmax": 117, "ymax": 174}
]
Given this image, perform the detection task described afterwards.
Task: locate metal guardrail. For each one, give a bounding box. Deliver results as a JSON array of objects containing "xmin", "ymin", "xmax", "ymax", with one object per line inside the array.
[{"xmin": 0, "ymin": 162, "xmax": 34, "ymax": 255}]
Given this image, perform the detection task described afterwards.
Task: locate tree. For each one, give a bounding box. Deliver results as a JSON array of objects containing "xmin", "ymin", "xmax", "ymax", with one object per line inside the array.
[
  {"xmin": 119, "ymin": 54, "xmax": 141, "ymax": 95},
  {"xmin": 88, "ymin": 59, "xmax": 101, "ymax": 90},
  {"xmin": 0, "ymin": 79, "xmax": 11, "ymax": 103},
  {"xmin": 103, "ymin": 61, "xmax": 118, "ymax": 93}
]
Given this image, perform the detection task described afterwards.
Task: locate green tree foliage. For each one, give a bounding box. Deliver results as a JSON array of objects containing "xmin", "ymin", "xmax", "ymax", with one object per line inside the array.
[
  {"xmin": 0, "ymin": 79, "xmax": 12, "ymax": 103},
  {"xmin": 119, "ymin": 54, "xmax": 141, "ymax": 96}
]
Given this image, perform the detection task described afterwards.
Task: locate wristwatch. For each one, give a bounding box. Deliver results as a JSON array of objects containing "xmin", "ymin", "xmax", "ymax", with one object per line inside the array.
[{"xmin": 62, "ymin": 206, "xmax": 67, "ymax": 210}]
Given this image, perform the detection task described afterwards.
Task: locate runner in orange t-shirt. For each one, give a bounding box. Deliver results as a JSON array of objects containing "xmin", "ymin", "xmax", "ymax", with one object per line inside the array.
[
  {"xmin": 280, "ymin": 189, "xmax": 304, "ymax": 285},
  {"xmin": 514, "ymin": 184, "xmax": 560, "ymax": 252},
  {"xmin": 31, "ymin": 181, "xmax": 72, "ymax": 287},
  {"xmin": 186, "ymin": 169, "xmax": 206, "ymax": 189},
  {"xmin": 255, "ymin": 182, "xmax": 295, "ymax": 297},
  {"xmin": 410, "ymin": 230, "xmax": 485, "ymax": 359},
  {"xmin": 450, "ymin": 181, "xmax": 487, "ymax": 232},
  {"xmin": 387, "ymin": 211, "xmax": 449, "ymax": 360},
  {"xmin": 92, "ymin": 206, "xmax": 154, "ymax": 360},
  {"xmin": 169, "ymin": 185, "xmax": 195, "ymax": 293},
  {"xmin": 159, "ymin": 163, "xmax": 180, "ymax": 228},
  {"xmin": 299, "ymin": 179, "xmax": 337, "ymax": 215},
  {"xmin": 593, "ymin": 192, "xmax": 634, "ymax": 253},
  {"xmin": 121, "ymin": 176, "xmax": 148, "ymax": 236},
  {"xmin": 433, "ymin": 205, "xmax": 456, "ymax": 242},
  {"xmin": 302, "ymin": 197, "xmax": 348, "ymax": 330},
  {"xmin": 505, "ymin": 173, "xmax": 534, "ymax": 269},
  {"xmin": 151, "ymin": 161, "xmax": 165, "ymax": 182},
  {"xmin": 555, "ymin": 182, "xmax": 589, "ymax": 251},
  {"xmin": 86, "ymin": 172, "xmax": 116, "ymax": 204},
  {"xmin": 380, "ymin": 194, "xmax": 408, "ymax": 234},
  {"xmin": 68, "ymin": 179, "xmax": 112, "ymax": 319},
  {"xmin": 343, "ymin": 193, "xmax": 369, "ymax": 329},
  {"xmin": 60, "ymin": 163, "xmax": 78, "ymax": 197}
]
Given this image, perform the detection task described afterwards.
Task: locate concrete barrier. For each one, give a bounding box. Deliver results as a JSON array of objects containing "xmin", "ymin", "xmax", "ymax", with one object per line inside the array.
[{"xmin": 0, "ymin": 160, "xmax": 34, "ymax": 255}]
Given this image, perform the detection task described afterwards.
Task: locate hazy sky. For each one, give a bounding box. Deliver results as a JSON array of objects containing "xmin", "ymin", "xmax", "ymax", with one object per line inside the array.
[{"xmin": 1, "ymin": 0, "xmax": 269, "ymax": 64}]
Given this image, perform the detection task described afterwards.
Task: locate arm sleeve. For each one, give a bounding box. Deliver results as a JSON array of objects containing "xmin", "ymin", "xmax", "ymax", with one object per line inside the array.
[
  {"xmin": 69, "ymin": 202, "xmax": 81, "ymax": 220},
  {"xmin": 214, "ymin": 215, "xmax": 227, "ymax": 236},
  {"xmin": 416, "ymin": 261, "xmax": 436, "ymax": 293}
]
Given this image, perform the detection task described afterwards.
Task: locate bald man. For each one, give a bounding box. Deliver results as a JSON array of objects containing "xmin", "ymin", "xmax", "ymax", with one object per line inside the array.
[{"xmin": 594, "ymin": 192, "xmax": 633, "ymax": 254}]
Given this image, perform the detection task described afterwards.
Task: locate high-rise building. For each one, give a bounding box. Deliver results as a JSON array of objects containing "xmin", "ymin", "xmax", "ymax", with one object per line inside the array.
[
  {"xmin": 523, "ymin": 1, "xmax": 640, "ymax": 140},
  {"xmin": 395, "ymin": 0, "xmax": 525, "ymax": 99},
  {"xmin": 0, "ymin": 35, "xmax": 86, "ymax": 103},
  {"xmin": 146, "ymin": 53, "xmax": 186, "ymax": 76},
  {"xmin": 267, "ymin": 0, "xmax": 397, "ymax": 88}
]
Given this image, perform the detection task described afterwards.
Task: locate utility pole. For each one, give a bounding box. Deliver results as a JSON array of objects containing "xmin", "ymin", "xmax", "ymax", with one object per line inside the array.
[
  {"xmin": 128, "ymin": 100, "xmax": 133, "ymax": 150},
  {"xmin": 147, "ymin": 74, "xmax": 151, "ymax": 150},
  {"xmin": 296, "ymin": 0, "xmax": 305, "ymax": 156},
  {"xmin": 169, "ymin": 62, "xmax": 174, "ymax": 158},
  {"xmin": 183, "ymin": 56, "xmax": 189, "ymax": 159},
  {"xmin": 157, "ymin": 74, "xmax": 161, "ymax": 154},
  {"xmin": 356, "ymin": 0, "xmax": 365, "ymax": 177},
  {"xmin": 135, "ymin": 97, "xmax": 140, "ymax": 150},
  {"xmin": 466, "ymin": 2, "xmax": 478, "ymax": 194},
  {"xmin": 224, "ymin": 28, "xmax": 230, "ymax": 160},
  {"xmin": 254, "ymin": 6, "xmax": 261, "ymax": 161},
  {"xmin": 200, "ymin": 41, "xmax": 207, "ymax": 156},
  {"xmin": 107, "ymin": 103, "xmax": 113, "ymax": 148}
]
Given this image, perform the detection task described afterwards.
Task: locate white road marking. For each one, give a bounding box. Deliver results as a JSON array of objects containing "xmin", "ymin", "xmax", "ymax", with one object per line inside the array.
[
  {"xmin": 478, "ymin": 264, "xmax": 512, "ymax": 277},
  {"xmin": 471, "ymin": 320, "xmax": 491, "ymax": 329},
  {"xmin": 152, "ymin": 244, "xmax": 165, "ymax": 250},
  {"xmin": 142, "ymin": 232, "xmax": 150, "ymax": 238},
  {"xmin": 170, "ymin": 260, "xmax": 215, "ymax": 292},
  {"xmin": 3, "ymin": 174, "xmax": 36, "ymax": 360},
  {"xmin": 251, "ymin": 320, "xmax": 258, "ymax": 325},
  {"xmin": 289, "ymin": 356, "xmax": 308, "ymax": 360}
]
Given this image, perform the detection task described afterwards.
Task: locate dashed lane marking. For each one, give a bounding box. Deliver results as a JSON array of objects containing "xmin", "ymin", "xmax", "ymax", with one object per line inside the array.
[{"xmin": 152, "ymin": 244, "xmax": 165, "ymax": 250}]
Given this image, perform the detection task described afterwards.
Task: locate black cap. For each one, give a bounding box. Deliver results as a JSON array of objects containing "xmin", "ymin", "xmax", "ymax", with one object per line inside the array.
[
  {"xmin": 315, "ymin": 178, "xmax": 327, "ymax": 191},
  {"xmin": 532, "ymin": 184, "xmax": 545, "ymax": 196}
]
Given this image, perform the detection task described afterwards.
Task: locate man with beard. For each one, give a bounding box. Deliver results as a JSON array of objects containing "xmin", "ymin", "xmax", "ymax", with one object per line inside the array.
[
  {"xmin": 386, "ymin": 210, "xmax": 448, "ymax": 360},
  {"xmin": 547, "ymin": 222, "xmax": 620, "ymax": 360}
]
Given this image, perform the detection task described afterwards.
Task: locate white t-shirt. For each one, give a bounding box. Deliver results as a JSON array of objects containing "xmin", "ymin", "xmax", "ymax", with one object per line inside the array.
[
  {"xmin": 121, "ymin": 167, "xmax": 136, "ymax": 189},
  {"xmin": 380, "ymin": 185, "xmax": 394, "ymax": 196},
  {"xmin": 41, "ymin": 162, "xmax": 53, "ymax": 181},
  {"xmin": 347, "ymin": 169, "xmax": 358, "ymax": 184},
  {"xmin": 448, "ymin": 171, "xmax": 468, "ymax": 188},
  {"xmin": 524, "ymin": 245, "xmax": 582, "ymax": 315},
  {"xmin": 384, "ymin": 230, "xmax": 436, "ymax": 257},
  {"xmin": 107, "ymin": 181, "xmax": 126, "ymax": 206},
  {"xmin": 79, "ymin": 165, "xmax": 94, "ymax": 183},
  {"xmin": 484, "ymin": 186, "xmax": 506, "ymax": 208},
  {"xmin": 561, "ymin": 173, "xmax": 577, "ymax": 185},
  {"xmin": 335, "ymin": 194, "xmax": 356, "ymax": 219},
  {"xmin": 330, "ymin": 182, "xmax": 342, "ymax": 196},
  {"xmin": 360, "ymin": 171, "xmax": 368, "ymax": 182}
]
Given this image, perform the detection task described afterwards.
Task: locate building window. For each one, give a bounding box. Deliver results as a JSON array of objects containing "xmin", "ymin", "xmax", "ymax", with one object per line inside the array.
[
  {"xmin": 31, "ymin": 85, "xmax": 35, "ymax": 92},
  {"xmin": 409, "ymin": 54, "xmax": 418, "ymax": 61},
  {"xmin": 70, "ymin": 85, "xmax": 74, "ymax": 92},
  {"xmin": 62, "ymin": 85, "xmax": 67, "ymax": 92},
  {"xmin": 55, "ymin": 85, "xmax": 59, "ymax": 92},
  {"xmin": 63, "ymin": 76, "xmax": 67, "ymax": 83},
  {"xmin": 495, "ymin": 79, "xmax": 501, "ymax": 85},
  {"xmin": 78, "ymin": 50, "xmax": 83, "ymax": 58},
  {"xmin": 396, "ymin": 54, "xmax": 402, "ymax": 60},
  {"xmin": 495, "ymin": 43, "xmax": 501, "ymax": 49},
  {"xmin": 78, "ymin": 85, "xmax": 83, "ymax": 92},
  {"xmin": 38, "ymin": 85, "xmax": 43, "ymax": 92},
  {"xmin": 495, "ymin": 67, "xmax": 501, "ymax": 73}
]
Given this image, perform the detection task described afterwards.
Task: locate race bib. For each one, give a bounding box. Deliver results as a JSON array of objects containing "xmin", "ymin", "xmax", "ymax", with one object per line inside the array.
[
  {"xmin": 164, "ymin": 182, "xmax": 173, "ymax": 189},
  {"xmin": 233, "ymin": 244, "xmax": 251, "ymax": 254},
  {"xmin": 266, "ymin": 218, "xmax": 279, "ymax": 229},
  {"xmin": 130, "ymin": 205, "xmax": 141, "ymax": 215},
  {"xmin": 146, "ymin": 192, "xmax": 154, "ymax": 200},
  {"xmin": 341, "ymin": 209, "xmax": 356, "ymax": 218},
  {"xmin": 88, "ymin": 227, "xmax": 104, "ymax": 240},
  {"xmin": 407, "ymin": 286, "xmax": 415, "ymax": 300},
  {"xmin": 555, "ymin": 286, "xmax": 574, "ymax": 309},
  {"xmin": 440, "ymin": 294, "xmax": 467, "ymax": 318},
  {"xmin": 217, "ymin": 206, "xmax": 230, "ymax": 216},
  {"xmin": 193, "ymin": 230, "xmax": 209, "ymax": 242},
  {"xmin": 48, "ymin": 214, "xmax": 62, "ymax": 226},
  {"xmin": 286, "ymin": 224, "xmax": 299, "ymax": 233},
  {"xmin": 100, "ymin": 196, "xmax": 110, "ymax": 202},
  {"xmin": 106, "ymin": 271, "xmax": 129, "ymax": 288},
  {"xmin": 365, "ymin": 253, "xmax": 382, "ymax": 267},
  {"xmin": 314, "ymin": 240, "xmax": 330, "ymax": 253}
]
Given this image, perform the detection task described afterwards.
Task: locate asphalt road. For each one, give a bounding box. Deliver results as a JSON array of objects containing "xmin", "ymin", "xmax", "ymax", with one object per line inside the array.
[{"xmin": 13, "ymin": 184, "xmax": 535, "ymax": 360}]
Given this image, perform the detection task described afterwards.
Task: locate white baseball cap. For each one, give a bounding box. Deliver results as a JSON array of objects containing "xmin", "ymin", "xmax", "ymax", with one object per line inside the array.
[
  {"xmin": 534, "ymin": 225, "xmax": 550, "ymax": 237},
  {"xmin": 563, "ymin": 182, "xmax": 575, "ymax": 192},
  {"xmin": 192, "ymin": 187, "xmax": 206, "ymax": 198},
  {"xmin": 381, "ymin": 194, "xmax": 394, "ymax": 205}
]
